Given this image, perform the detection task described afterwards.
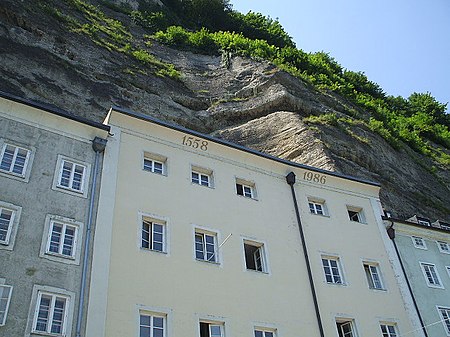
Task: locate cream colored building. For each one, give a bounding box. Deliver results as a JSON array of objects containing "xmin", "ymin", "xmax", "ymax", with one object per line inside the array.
[{"xmin": 86, "ymin": 106, "xmax": 421, "ymax": 337}]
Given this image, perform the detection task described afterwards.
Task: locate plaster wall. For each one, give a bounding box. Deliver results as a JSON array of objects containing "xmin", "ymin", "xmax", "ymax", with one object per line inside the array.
[
  {"xmin": 87, "ymin": 109, "xmax": 417, "ymax": 337},
  {"xmin": 0, "ymin": 97, "xmax": 108, "ymax": 337}
]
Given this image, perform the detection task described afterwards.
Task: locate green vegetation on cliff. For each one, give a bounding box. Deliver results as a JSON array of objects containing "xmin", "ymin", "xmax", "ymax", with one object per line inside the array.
[{"xmin": 41, "ymin": 0, "xmax": 449, "ymax": 165}]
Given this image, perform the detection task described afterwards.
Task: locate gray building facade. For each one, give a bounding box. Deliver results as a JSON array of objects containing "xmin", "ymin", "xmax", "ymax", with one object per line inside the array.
[{"xmin": 0, "ymin": 92, "xmax": 109, "ymax": 337}]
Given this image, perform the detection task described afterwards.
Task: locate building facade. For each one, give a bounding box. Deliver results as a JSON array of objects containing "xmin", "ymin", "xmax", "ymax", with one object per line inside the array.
[
  {"xmin": 0, "ymin": 92, "xmax": 109, "ymax": 337},
  {"xmin": 385, "ymin": 216, "xmax": 450, "ymax": 336},
  {"xmin": 86, "ymin": 106, "xmax": 419, "ymax": 337}
]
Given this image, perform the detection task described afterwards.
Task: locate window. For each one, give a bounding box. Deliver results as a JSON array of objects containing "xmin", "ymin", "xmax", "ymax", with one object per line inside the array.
[
  {"xmin": 40, "ymin": 215, "xmax": 83, "ymax": 265},
  {"xmin": 58, "ymin": 159, "xmax": 86, "ymax": 192},
  {"xmin": 322, "ymin": 256, "xmax": 343, "ymax": 284},
  {"xmin": 0, "ymin": 207, "xmax": 14, "ymax": 245},
  {"xmin": 420, "ymin": 262, "xmax": 443, "ymax": 288},
  {"xmin": 0, "ymin": 143, "xmax": 30, "ymax": 177},
  {"xmin": 142, "ymin": 219, "xmax": 165, "ymax": 252},
  {"xmin": 254, "ymin": 328, "xmax": 275, "ymax": 337},
  {"xmin": 236, "ymin": 178, "xmax": 256, "ymax": 199},
  {"xmin": 0, "ymin": 284, "xmax": 12, "ymax": 326},
  {"xmin": 191, "ymin": 166, "xmax": 213, "ymax": 188},
  {"xmin": 195, "ymin": 230, "xmax": 218, "ymax": 263},
  {"xmin": 200, "ymin": 321, "xmax": 224, "ymax": 337},
  {"xmin": 46, "ymin": 221, "xmax": 78, "ymax": 258},
  {"xmin": 411, "ymin": 236, "xmax": 427, "ymax": 249},
  {"xmin": 346, "ymin": 206, "xmax": 366, "ymax": 223},
  {"xmin": 140, "ymin": 312, "xmax": 166, "ymax": 337},
  {"xmin": 53, "ymin": 155, "xmax": 91, "ymax": 197},
  {"xmin": 32, "ymin": 291, "xmax": 69, "ymax": 335},
  {"xmin": 336, "ymin": 319, "xmax": 356, "ymax": 337},
  {"xmin": 244, "ymin": 240, "xmax": 267, "ymax": 272},
  {"xmin": 143, "ymin": 152, "xmax": 166, "ymax": 175},
  {"xmin": 308, "ymin": 199, "xmax": 326, "ymax": 215},
  {"xmin": 437, "ymin": 241, "xmax": 450, "ymax": 254},
  {"xmin": 438, "ymin": 307, "xmax": 450, "ymax": 335},
  {"xmin": 380, "ymin": 324, "xmax": 397, "ymax": 337},
  {"xmin": 0, "ymin": 201, "xmax": 21, "ymax": 251},
  {"xmin": 364, "ymin": 263, "xmax": 384, "ymax": 290},
  {"xmin": 446, "ymin": 266, "xmax": 450, "ymax": 278}
]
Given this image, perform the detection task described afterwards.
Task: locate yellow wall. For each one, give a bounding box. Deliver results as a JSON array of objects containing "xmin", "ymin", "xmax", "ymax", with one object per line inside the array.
[{"xmin": 87, "ymin": 109, "xmax": 418, "ymax": 337}]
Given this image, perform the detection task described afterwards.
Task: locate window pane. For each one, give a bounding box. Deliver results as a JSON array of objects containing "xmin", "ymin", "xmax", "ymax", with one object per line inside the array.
[
  {"xmin": 142, "ymin": 222, "xmax": 150, "ymax": 249},
  {"xmin": 195, "ymin": 234, "xmax": 205, "ymax": 260},
  {"xmin": 49, "ymin": 224, "xmax": 63, "ymax": 253},
  {"xmin": 50, "ymin": 298, "xmax": 65, "ymax": 334},
  {"xmin": 62, "ymin": 226, "xmax": 75, "ymax": 256},
  {"xmin": 210, "ymin": 325, "xmax": 222, "ymax": 337},
  {"xmin": 153, "ymin": 162, "xmax": 163, "ymax": 174},
  {"xmin": 12, "ymin": 148, "xmax": 28, "ymax": 175},
  {"xmin": 72, "ymin": 165, "xmax": 84, "ymax": 191},
  {"xmin": 60, "ymin": 161, "xmax": 72, "ymax": 187},
  {"xmin": 0, "ymin": 209, "xmax": 13, "ymax": 242},
  {"xmin": 0, "ymin": 146, "xmax": 14, "ymax": 171},
  {"xmin": 36, "ymin": 295, "xmax": 51, "ymax": 331},
  {"xmin": 140, "ymin": 326, "xmax": 151, "ymax": 337},
  {"xmin": 192, "ymin": 172, "xmax": 199, "ymax": 184}
]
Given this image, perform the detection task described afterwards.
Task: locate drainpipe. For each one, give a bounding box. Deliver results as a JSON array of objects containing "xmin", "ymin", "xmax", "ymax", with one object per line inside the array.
[
  {"xmin": 75, "ymin": 137, "xmax": 107, "ymax": 337},
  {"xmin": 387, "ymin": 224, "xmax": 428, "ymax": 337},
  {"xmin": 286, "ymin": 172, "xmax": 325, "ymax": 337}
]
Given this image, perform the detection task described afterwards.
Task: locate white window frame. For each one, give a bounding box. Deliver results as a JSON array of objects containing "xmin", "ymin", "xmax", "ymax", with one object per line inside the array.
[
  {"xmin": 420, "ymin": 262, "xmax": 444, "ymax": 288},
  {"xmin": 346, "ymin": 205, "xmax": 366, "ymax": 223},
  {"xmin": 417, "ymin": 219, "xmax": 430, "ymax": 226},
  {"xmin": 335, "ymin": 318, "xmax": 357, "ymax": 337},
  {"xmin": 139, "ymin": 311, "xmax": 167, "ymax": 337},
  {"xmin": 191, "ymin": 165, "xmax": 214, "ymax": 188},
  {"xmin": 411, "ymin": 236, "xmax": 427, "ymax": 249},
  {"xmin": 28, "ymin": 285, "xmax": 75, "ymax": 337},
  {"xmin": 52, "ymin": 155, "xmax": 91, "ymax": 198},
  {"xmin": 446, "ymin": 266, "xmax": 450, "ymax": 279},
  {"xmin": 437, "ymin": 241, "xmax": 450, "ymax": 254},
  {"xmin": 141, "ymin": 217, "xmax": 166, "ymax": 253},
  {"xmin": 40, "ymin": 215, "xmax": 83, "ymax": 265},
  {"xmin": 199, "ymin": 319, "xmax": 225, "ymax": 337},
  {"xmin": 235, "ymin": 178, "xmax": 257, "ymax": 199},
  {"xmin": 380, "ymin": 323, "xmax": 398, "ymax": 337},
  {"xmin": 437, "ymin": 306, "xmax": 450, "ymax": 336},
  {"xmin": 0, "ymin": 283, "xmax": 13, "ymax": 326},
  {"xmin": 143, "ymin": 152, "xmax": 167, "ymax": 175},
  {"xmin": 363, "ymin": 262, "xmax": 385, "ymax": 290},
  {"xmin": 308, "ymin": 197, "xmax": 327, "ymax": 216},
  {"xmin": 254, "ymin": 327, "xmax": 276, "ymax": 337},
  {"xmin": 322, "ymin": 255, "xmax": 344, "ymax": 285},
  {"xmin": 243, "ymin": 239, "xmax": 268, "ymax": 273},
  {"xmin": 0, "ymin": 141, "xmax": 33, "ymax": 181},
  {"xmin": 0, "ymin": 201, "xmax": 22, "ymax": 251},
  {"xmin": 194, "ymin": 228, "xmax": 219, "ymax": 263}
]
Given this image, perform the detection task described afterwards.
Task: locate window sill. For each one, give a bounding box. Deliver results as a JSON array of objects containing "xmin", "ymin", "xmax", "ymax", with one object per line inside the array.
[
  {"xmin": 140, "ymin": 248, "xmax": 167, "ymax": 255},
  {"xmin": 0, "ymin": 170, "xmax": 29, "ymax": 182},
  {"xmin": 426, "ymin": 284, "xmax": 445, "ymax": 289},
  {"xmin": 325, "ymin": 281, "xmax": 346, "ymax": 287},
  {"xmin": 246, "ymin": 269, "xmax": 269, "ymax": 275},
  {"xmin": 369, "ymin": 287, "xmax": 387, "ymax": 292},
  {"xmin": 236, "ymin": 194, "xmax": 258, "ymax": 201},
  {"xmin": 309, "ymin": 213, "xmax": 330, "ymax": 218},
  {"xmin": 41, "ymin": 252, "xmax": 80, "ymax": 265},
  {"xmin": 191, "ymin": 182, "xmax": 214, "ymax": 189},
  {"xmin": 196, "ymin": 258, "xmax": 220, "ymax": 265}
]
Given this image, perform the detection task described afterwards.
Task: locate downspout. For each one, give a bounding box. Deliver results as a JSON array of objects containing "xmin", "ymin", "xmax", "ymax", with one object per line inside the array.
[
  {"xmin": 386, "ymin": 223, "xmax": 428, "ymax": 337},
  {"xmin": 76, "ymin": 137, "xmax": 107, "ymax": 337},
  {"xmin": 286, "ymin": 172, "xmax": 325, "ymax": 337}
]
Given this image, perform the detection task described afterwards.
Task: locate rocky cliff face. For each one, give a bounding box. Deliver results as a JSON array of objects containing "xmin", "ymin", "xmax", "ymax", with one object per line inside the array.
[{"xmin": 1, "ymin": 0, "xmax": 448, "ymax": 221}]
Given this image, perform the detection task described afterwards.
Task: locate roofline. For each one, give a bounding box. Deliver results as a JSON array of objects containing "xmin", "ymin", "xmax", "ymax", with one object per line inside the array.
[
  {"xmin": 0, "ymin": 91, "xmax": 110, "ymax": 132},
  {"xmin": 110, "ymin": 105, "xmax": 381, "ymax": 187},
  {"xmin": 383, "ymin": 216, "xmax": 450, "ymax": 234}
]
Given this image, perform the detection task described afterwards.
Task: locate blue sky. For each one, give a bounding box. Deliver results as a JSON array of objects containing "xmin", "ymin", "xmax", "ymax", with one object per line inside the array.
[{"xmin": 230, "ymin": 0, "xmax": 450, "ymax": 109}]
